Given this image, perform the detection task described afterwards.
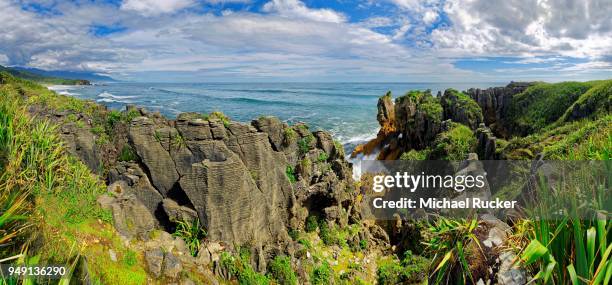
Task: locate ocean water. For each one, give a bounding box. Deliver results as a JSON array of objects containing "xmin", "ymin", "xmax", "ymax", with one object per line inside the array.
[{"xmin": 48, "ymin": 82, "xmax": 503, "ymax": 148}]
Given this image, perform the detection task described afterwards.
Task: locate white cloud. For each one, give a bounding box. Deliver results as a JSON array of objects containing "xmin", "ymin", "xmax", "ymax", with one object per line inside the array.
[
  {"xmin": 206, "ymin": 0, "xmax": 251, "ymax": 3},
  {"xmin": 262, "ymin": 0, "xmax": 346, "ymax": 23},
  {"xmin": 431, "ymin": 0, "xmax": 612, "ymax": 59},
  {"xmin": 422, "ymin": 9, "xmax": 438, "ymax": 25},
  {"xmin": 121, "ymin": 0, "xmax": 195, "ymax": 16}
]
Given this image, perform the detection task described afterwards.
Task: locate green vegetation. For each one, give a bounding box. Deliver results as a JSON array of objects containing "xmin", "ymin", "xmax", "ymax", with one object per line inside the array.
[
  {"xmin": 219, "ymin": 249, "xmax": 270, "ymax": 285},
  {"xmin": 431, "ymin": 122, "xmax": 476, "ymax": 160},
  {"xmin": 305, "ymin": 215, "xmax": 318, "ymax": 233},
  {"xmin": 560, "ymin": 79, "xmax": 612, "ymax": 123},
  {"xmin": 400, "ymin": 148, "xmax": 431, "ymax": 160},
  {"xmin": 0, "ymin": 72, "xmax": 147, "ymax": 284},
  {"xmin": 508, "ymin": 81, "xmax": 595, "ymax": 135},
  {"xmin": 284, "ymin": 128, "xmax": 297, "ymax": 144},
  {"xmin": 209, "ymin": 111, "xmax": 231, "ymax": 127},
  {"xmin": 442, "ymin": 88, "xmax": 483, "ymax": 127},
  {"xmin": 310, "ymin": 261, "xmax": 332, "ymax": 285},
  {"xmin": 376, "ymin": 251, "xmax": 429, "ymax": 285},
  {"xmin": 502, "ymin": 115, "xmax": 611, "ymax": 160},
  {"xmin": 285, "ymin": 165, "xmax": 297, "ymax": 183},
  {"xmin": 268, "ymin": 255, "xmax": 298, "ymax": 285},
  {"xmin": 512, "ymin": 167, "xmax": 611, "ymax": 285},
  {"xmin": 0, "ymin": 66, "xmax": 89, "ymax": 85},
  {"xmin": 317, "ymin": 152, "xmax": 329, "ymax": 162},
  {"xmin": 425, "ymin": 218, "xmax": 480, "ymax": 284},
  {"xmin": 172, "ymin": 219, "xmax": 207, "ymax": 257},
  {"xmin": 118, "ymin": 145, "xmax": 138, "ymax": 162},
  {"xmin": 298, "ymin": 134, "xmax": 315, "ymax": 154}
]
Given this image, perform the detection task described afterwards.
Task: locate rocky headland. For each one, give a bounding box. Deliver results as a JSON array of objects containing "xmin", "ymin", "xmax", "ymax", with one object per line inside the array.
[{"xmin": 3, "ymin": 72, "xmax": 610, "ymax": 284}]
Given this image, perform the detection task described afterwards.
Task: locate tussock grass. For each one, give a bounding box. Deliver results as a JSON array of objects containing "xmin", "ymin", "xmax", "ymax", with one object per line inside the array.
[{"xmin": 0, "ymin": 72, "xmax": 147, "ymax": 284}]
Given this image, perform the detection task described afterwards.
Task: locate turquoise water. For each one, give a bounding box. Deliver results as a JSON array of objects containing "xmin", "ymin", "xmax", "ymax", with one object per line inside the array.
[{"xmin": 49, "ymin": 82, "xmax": 502, "ymax": 147}]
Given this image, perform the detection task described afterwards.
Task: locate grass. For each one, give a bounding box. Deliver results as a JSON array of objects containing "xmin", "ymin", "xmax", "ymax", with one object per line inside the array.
[
  {"xmin": 430, "ymin": 122, "xmax": 476, "ymax": 160},
  {"xmin": 502, "ymin": 115, "xmax": 611, "ymax": 160},
  {"xmin": 511, "ymin": 164, "xmax": 611, "ymax": 284},
  {"xmin": 507, "ymin": 81, "xmax": 596, "ymax": 135},
  {"xmin": 172, "ymin": 218, "xmax": 207, "ymax": 257},
  {"xmin": 268, "ymin": 255, "xmax": 298, "ymax": 285},
  {"xmin": 424, "ymin": 217, "xmax": 480, "ymax": 284},
  {"xmin": 0, "ymin": 72, "xmax": 147, "ymax": 284}
]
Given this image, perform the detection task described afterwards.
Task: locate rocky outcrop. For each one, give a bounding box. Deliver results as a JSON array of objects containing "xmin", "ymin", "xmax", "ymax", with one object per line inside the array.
[
  {"xmin": 466, "ymin": 82, "xmax": 533, "ymax": 137},
  {"xmin": 48, "ymin": 104, "xmax": 359, "ymax": 277},
  {"xmin": 353, "ymin": 89, "xmax": 482, "ymax": 160},
  {"xmin": 440, "ymin": 89, "xmax": 483, "ymax": 130},
  {"xmin": 476, "ymin": 124, "xmax": 498, "ymax": 160}
]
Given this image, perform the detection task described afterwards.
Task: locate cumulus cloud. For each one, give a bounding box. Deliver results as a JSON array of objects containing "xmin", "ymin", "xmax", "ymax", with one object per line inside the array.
[
  {"xmin": 121, "ymin": 0, "xmax": 195, "ymax": 16},
  {"xmin": 0, "ymin": 0, "xmax": 609, "ymax": 81},
  {"xmin": 431, "ymin": 0, "xmax": 612, "ymax": 59},
  {"xmin": 262, "ymin": 0, "xmax": 346, "ymax": 23}
]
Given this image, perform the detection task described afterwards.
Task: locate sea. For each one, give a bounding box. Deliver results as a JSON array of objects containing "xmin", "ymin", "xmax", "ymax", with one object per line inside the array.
[{"xmin": 48, "ymin": 82, "xmax": 503, "ymax": 152}]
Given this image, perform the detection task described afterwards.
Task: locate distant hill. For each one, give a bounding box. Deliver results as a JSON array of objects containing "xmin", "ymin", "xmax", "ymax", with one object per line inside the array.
[
  {"xmin": 0, "ymin": 65, "xmax": 91, "ymax": 85},
  {"xmin": 11, "ymin": 66, "xmax": 116, "ymax": 82}
]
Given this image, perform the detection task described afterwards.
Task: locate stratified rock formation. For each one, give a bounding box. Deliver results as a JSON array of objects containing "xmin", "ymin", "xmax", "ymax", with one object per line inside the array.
[
  {"xmin": 30, "ymin": 102, "xmax": 362, "ymax": 274},
  {"xmin": 465, "ymin": 82, "xmax": 533, "ymax": 137}
]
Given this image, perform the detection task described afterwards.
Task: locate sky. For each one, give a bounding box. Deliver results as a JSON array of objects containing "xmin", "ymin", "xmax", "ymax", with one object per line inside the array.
[{"xmin": 0, "ymin": 0, "xmax": 610, "ymax": 82}]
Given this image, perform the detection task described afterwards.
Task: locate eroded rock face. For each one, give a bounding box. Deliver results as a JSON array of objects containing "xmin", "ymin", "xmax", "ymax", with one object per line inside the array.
[
  {"xmin": 73, "ymin": 106, "xmax": 358, "ymax": 267},
  {"xmin": 441, "ymin": 89, "xmax": 484, "ymax": 130},
  {"xmin": 466, "ymin": 82, "xmax": 533, "ymax": 137}
]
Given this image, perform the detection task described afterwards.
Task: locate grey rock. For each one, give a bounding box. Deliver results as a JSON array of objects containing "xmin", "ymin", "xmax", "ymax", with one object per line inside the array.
[
  {"xmin": 163, "ymin": 252, "xmax": 183, "ymax": 279},
  {"xmin": 110, "ymin": 194, "xmax": 156, "ymax": 240},
  {"xmin": 162, "ymin": 199, "xmax": 198, "ymax": 223},
  {"xmin": 128, "ymin": 117, "xmax": 180, "ymax": 196},
  {"xmin": 145, "ymin": 249, "xmax": 164, "ymax": 278}
]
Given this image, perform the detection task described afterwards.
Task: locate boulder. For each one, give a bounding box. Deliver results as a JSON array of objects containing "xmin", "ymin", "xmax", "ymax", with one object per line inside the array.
[
  {"xmin": 145, "ymin": 249, "xmax": 164, "ymax": 278},
  {"xmin": 110, "ymin": 194, "xmax": 157, "ymax": 240},
  {"xmin": 162, "ymin": 198, "xmax": 198, "ymax": 223}
]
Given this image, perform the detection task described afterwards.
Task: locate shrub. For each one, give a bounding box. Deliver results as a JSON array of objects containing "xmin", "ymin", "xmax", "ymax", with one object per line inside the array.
[
  {"xmin": 310, "ymin": 262, "xmax": 332, "ymax": 285},
  {"xmin": 317, "ymin": 152, "xmax": 328, "ymax": 162},
  {"xmin": 305, "ymin": 215, "xmax": 318, "ymax": 233},
  {"xmin": 430, "ymin": 122, "xmax": 476, "ymax": 160},
  {"xmin": 268, "ymin": 255, "xmax": 297, "ymax": 285},
  {"xmin": 318, "ymin": 220, "xmax": 336, "ymax": 246},
  {"xmin": 298, "ymin": 134, "xmax": 314, "ymax": 155},
  {"xmin": 400, "ymin": 149, "xmax": 431, "ymax": 160},
  {"xmin": 377, "ymin": 251, "xmax": 429, "ymax": 285},
  {"xmin": 285, "ymin": 166, "xmax": 297, "ymax": 183},
  {"xmin": 283, "ymin": 128, "xmax": 297, "ymax": 144}
]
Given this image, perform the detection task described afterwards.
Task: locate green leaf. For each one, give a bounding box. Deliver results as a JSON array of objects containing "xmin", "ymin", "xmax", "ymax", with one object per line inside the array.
[
  {"xmin": 567, "ymin": 264, "xmax": 579, "ymax": 285},
  {"xmin": 587, "ymin": 227, "xmax": 597, "ymax": 274},
  {"xmin": 603, "ymin": 260, "xmax": 612, "ymax": 285},
  {"xmin": 521, "ymin": 240, "xmax": 549, "ymax": 266},
  {"xmin": 592, "ymin": 244, "xmax": 612, "ymax": 285}
]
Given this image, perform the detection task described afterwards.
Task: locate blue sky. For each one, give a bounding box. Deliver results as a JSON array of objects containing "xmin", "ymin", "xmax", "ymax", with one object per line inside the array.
[{"xmin": 1, "ymin": 0, "xmax": 611, "ymax": 82}]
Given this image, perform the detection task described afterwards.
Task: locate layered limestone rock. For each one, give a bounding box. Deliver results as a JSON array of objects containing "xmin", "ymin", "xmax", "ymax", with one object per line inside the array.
[
  {"xmin": 465, "ymin": 82, "xmax": 533, "ymax": 137},
  {"xmin": 44, "ymin": 104, "xmax": 361, "ymax": 274},
  {"xmin": 440, "ymin": 89, "xmax": 483, "ymax": 130},
  {"xmin": 353, "ymin": 89, "xmax": 484, "ymax": 160}
]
